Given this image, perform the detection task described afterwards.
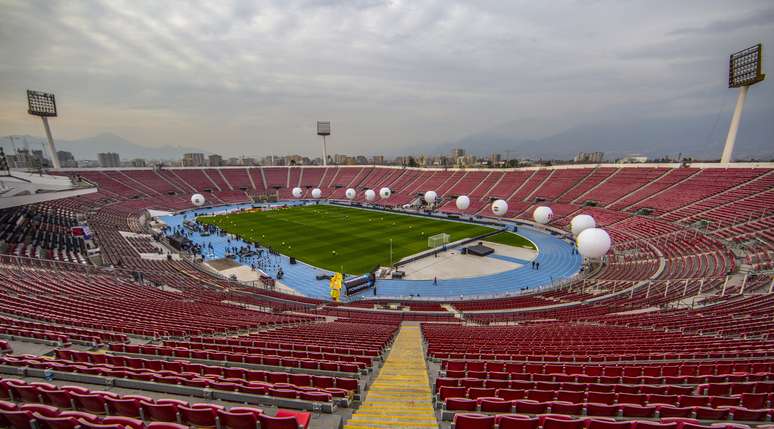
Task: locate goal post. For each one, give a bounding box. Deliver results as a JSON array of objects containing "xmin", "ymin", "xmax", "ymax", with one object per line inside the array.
[{"xmin": 428, "ymin": 233, "xmax": 450, "ymax": 248}]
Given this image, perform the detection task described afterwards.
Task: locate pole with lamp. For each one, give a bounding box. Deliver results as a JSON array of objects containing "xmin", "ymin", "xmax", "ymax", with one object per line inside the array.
[
  {"xmin": 26, "ymin": 90, "xmax": 61, "ymax": 169},
  {"xmin": 316, "ymin": 121, "xmax": 331, "ymax": 166},
  {"xmin": 721, "ymin": 43, "xmax": 765, "ymax": 163}
]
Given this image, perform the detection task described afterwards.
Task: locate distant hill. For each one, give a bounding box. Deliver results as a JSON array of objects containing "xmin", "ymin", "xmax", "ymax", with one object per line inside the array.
[
  {"xmin": 4, "ymin": 107, "xmax": 773, "ymax": 163},
  {"xmin": 435, "ymin": 105, "xmax": 774, "ymax": 161},
  {"xmin": 0, "ymin": 133, "xmax": 205, "ymax": 162}
]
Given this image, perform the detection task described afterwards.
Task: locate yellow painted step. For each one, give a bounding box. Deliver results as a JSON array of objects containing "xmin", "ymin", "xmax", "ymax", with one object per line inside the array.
[
  {"xmin": 357, "ymin": 407, "xmax": 435, "ymax": 414},
  {"xmin": 345, "ymin": 424, "xmax": 437, "ymax": 429},
  {"xmin": 344, "ymin": 325, "xmax": 438, "ymax": 429}
]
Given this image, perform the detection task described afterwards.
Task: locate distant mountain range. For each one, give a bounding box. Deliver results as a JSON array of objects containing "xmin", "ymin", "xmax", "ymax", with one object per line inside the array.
[
  {"xmin": 0, "ymin": 133, "xmax": 205, "ymax": 161},
  {"xmin": 434, "ymin": 105, "xmax": 774, "ymax": 161},
  {"xmin": 4, "ymin": 105, "xmax": 773, "ymax": 162}
]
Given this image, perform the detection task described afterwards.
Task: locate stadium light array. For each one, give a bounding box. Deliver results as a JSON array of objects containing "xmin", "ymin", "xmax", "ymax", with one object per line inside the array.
[
  {"xmin": 317, "ymin": 121, "xmax": 331, "ymax": 166},
  {"xmin": 721, "ymin": 44, "xmax": 766, "ymax": 164},
  {"xmin": 729, "ymin": 44, "xmax": 765, "ymax": 88},
  {"xmin": 27, "ymin": 90, "xmax": 58, "ymax": 117},
  {"xmin": 26, "ymin": 90, "xmax": 61, "ymax": 169}
]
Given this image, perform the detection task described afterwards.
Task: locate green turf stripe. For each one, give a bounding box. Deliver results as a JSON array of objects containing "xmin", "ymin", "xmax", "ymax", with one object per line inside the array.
[{"xmin": 199, "ymin": 205, "xmax": 505, "ymax": 274}]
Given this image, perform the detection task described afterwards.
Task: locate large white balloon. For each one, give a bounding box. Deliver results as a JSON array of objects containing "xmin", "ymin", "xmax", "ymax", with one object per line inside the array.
[
  {"xmin": 456, "ymin": 195, "xmax": 470, "ymax": 211},
  {"xmin": 576, "ymin": 228, "xmax": 611, "ymax": 259},
  {"xmin": 424, "ymin": 190, "xmax": 437, "ymax": 204},
  {"xmin": 365, "ymin": 189, "xmax": 376, "ymax": 201},
  {"xmin": 345, "ymin": 188, "xmax": 356, "ymax": 200},
  {"xmin": 191, "ymin": 193, "xmax": 206, "ymax": 207},
  {"xmin": 292, "ymin": 187, "xmax": 303, "ymax": 198},
  {"xmin": 571, "ymin": 214, "xmax": 596, "ymax": 236},
  {"xmin": 533, "ymin": 206, "xmax": 554, "ymax": 225},
  {"xmin": 491, "ymin": 199, "xmax": 508, "ymax": 216},
  {"xmin": 311, "ymin": 188, "xmax": 322, "ymax": 199},
  {"xmin": 380, "ymin": 187, "xmax": 391, "ymax": 199}
]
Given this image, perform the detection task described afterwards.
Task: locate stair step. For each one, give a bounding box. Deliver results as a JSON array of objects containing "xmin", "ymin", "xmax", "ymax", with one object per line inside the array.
[{"xmin": 344, "ymin": 325, "xmax": 437, "ymax": 429}]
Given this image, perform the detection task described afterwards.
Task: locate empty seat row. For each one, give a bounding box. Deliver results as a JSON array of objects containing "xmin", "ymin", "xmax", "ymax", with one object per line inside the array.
[
  {"xmin": 437, "ymin": 371, "xmax": 774, "ymax": 388},
  {"xmin": 437, "ymin": 386, "xmax": 771, "ymax": 409},
  {"xmin": 444, "ymin": 398, "xmax": 773, "ymax": 421},
  {"xmin": 442, "ymin": 362, "xmax": 774, "ymax": 377},
  {"xmin": 109, "ymin": 343, "xmax": 367, "ymax": 373},
  {"xmin": 1, "ymin": 357, "xmax": 351, "ymax": 402},
  {"xmin": 452, "ymin": 413, "xmax": 761, "ymax": 429},
  {"xmin": 0, "ymin": 378, "xmax": 311, "ymax": 429},
  {"xmin": 54, "ymin": 350, "xmax": 359, "ymax": 393}
]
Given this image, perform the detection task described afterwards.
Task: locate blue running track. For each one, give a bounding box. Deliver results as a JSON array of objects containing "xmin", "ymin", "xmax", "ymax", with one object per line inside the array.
[{"xmin": 158, "ymin": 203, "xmax": 581, "ymax": 301}]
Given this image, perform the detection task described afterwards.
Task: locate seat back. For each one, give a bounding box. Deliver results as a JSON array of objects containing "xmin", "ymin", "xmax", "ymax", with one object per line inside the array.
[
  {"xmin": 33, "ymin": 414, "xmax": 80, "ymax": 429},
  {"xmin": 77, "ymin": 422, "xmax": 124, "ymax": 429},
  {"xmin": 11, "ymin": 386, "xmax": 41, "ymax": 403},
  {"xmin": 634, "ymin": 423, "xmax": 678, "ymax": 429},
  {"xmin": 498, "ymin": 416, "xmax": 539, "ymax": 429},
  {"xmin": 179, "ymin": 406, "xmax": 216, "ymax": 428},
  {"xmin": 38, "ymin": 390, "xmax": 73, "ymax": 409},
  {"xmin": 542, "ymin": 417, "xmax": 585, "ymax": 429},
  {"xmin": 141, "ymin": 402, "xmax": 179, "ymax": 422},
  {"xmin": 588, "ymin": 420, "xmax": 633, "ymax": 429},
  {"xmin": 71, "ymin": 393, "xmax": 107, "ymax": 414},
  {"xmin": 258, "ymin": 414, "xmax": 298, "ymax": 429},
  {"xmin": 102, "ymin": 416, "xmax": 145, "ymax": 429},
  {"xmin": 217, "ymin": 410, "xmax": 258, "ymax": 429},
  {"xmin": 105, "ymin": 398, "xmax": 141, "ymax": 418},
  {"xmin": 0, "ymin": 410, "xmax": 35, "ymax": 429},
  {"xmin": 454, "ymin": 413, "xmax": 496, "ymax": 429}
]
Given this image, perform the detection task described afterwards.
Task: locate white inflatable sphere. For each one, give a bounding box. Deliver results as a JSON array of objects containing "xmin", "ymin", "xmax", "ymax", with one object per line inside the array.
[
  {"xmin": 311, "ymin": 188, "xmax": 322, "ymax": 199},
  {"xmin": 533, "ymin": 206, "xmax": 554, "ymax": 225},
  {"xmin": 191, "ymin": 193, "xmax": 205, "ymax": 207},
  {"xmin": 379, "ymin": 187, "xmax": 391, "ymax": 199},
  {"xmin": 491, "ymin": 199, "xmax": 508, "ymax": 216},
  {"xmin": 365, "ymin": 189, "xmax": 376, "ymax": 201},
  {"xmin": 456, "ymin": 195, "xmax": 470, "ymax": 211},
  {"xmin": 345, "ymin": 188, "xmax": 356, "ymax": 200},
  {"xmin": 292, "ymin": 187, "xmax": 303, "ymax": 198},
  {"xmin": 571, "ymin": 214, "xmax": 596, "ymax": 236},
  {"xmin": 576, "ymin": 228, "xmax": 611, "ymax": 259},
  {"xmin": 424, "ymin": 190, "xmax": 437, "ymax": 204}
]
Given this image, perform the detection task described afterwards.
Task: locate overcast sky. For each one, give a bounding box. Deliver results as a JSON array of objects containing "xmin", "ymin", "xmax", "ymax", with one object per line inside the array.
[{"xmin": 0, "ymin": 0, "xmax": 772, "ymax": 157}]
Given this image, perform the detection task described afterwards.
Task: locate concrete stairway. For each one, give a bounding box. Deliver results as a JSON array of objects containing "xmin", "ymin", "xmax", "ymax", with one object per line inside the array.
[{"xmin": 344, "ymin": 325, "xmax": 438, "ymax": 429}]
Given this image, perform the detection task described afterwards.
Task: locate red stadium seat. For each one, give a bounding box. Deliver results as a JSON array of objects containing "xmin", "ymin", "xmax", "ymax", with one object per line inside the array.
[
  {"xmin": 497, "ymin": 415, "xmax": 539, "ymax": 429},
  {"xmin": 446, "ymin": 398, "xmax": 477, "ymax": 411},
  {"xmin": 454, "ymin": 413, "xmax": 496, "ymax": 429}
]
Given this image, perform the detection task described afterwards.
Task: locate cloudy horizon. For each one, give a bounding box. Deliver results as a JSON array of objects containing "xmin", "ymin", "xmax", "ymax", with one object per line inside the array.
[{"xmin": 1, "ymin": 0, "xmax": 773, "ymax": 159}]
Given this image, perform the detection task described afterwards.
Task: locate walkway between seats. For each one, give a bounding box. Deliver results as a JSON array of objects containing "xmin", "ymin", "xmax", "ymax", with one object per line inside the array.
[{"xmin": 344, "ymin": 325, "xmax": 438, "ymax": 429}]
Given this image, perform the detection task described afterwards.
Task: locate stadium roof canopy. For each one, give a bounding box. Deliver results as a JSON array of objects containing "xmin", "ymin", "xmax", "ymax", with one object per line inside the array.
[{"xmin": 0, "ymin": 170, "xmax": 97, "ymax": 209}]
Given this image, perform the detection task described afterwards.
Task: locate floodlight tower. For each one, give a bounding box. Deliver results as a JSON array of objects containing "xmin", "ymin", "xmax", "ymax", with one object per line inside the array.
[
  {"xmin": 721, "ymin": 44, "xmax": 766, "ymax": 164},
  {"xmin": 317, "ymin": 121, "xmax": 331, "ymax": 166},
  {"xmin": 26, "ymin": 90, "xmax": 61, "ymax": 169}
]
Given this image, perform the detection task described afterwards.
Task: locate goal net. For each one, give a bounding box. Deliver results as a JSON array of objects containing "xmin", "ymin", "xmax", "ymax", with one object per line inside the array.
[{"xmin": 427, "ymin": 233, "xmax": 450, "ymax": 248}]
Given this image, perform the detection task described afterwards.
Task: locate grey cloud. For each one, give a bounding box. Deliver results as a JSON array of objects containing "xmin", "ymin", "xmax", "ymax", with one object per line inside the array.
[
  {"xmin": 0, "ymin": 0, "xmax": 772, "ymax": 158},
  {"xmin": 670, "ymin": 7, "xmax": 774, "ymax": 36}
]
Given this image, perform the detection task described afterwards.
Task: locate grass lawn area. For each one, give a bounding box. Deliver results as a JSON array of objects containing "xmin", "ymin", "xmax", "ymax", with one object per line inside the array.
[
  {"xmin": 197, "ymin": 204, "xmax": 497, "ymax": 274},
  {"xmin": 484, "ymin": 231, "xmax": 536, "ymax": 250}
]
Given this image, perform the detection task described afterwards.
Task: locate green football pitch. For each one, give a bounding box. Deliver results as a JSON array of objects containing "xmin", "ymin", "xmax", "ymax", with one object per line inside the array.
[{"xmin": 198, "ymin": 204, "xmax": 502, "ymax": 274}]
